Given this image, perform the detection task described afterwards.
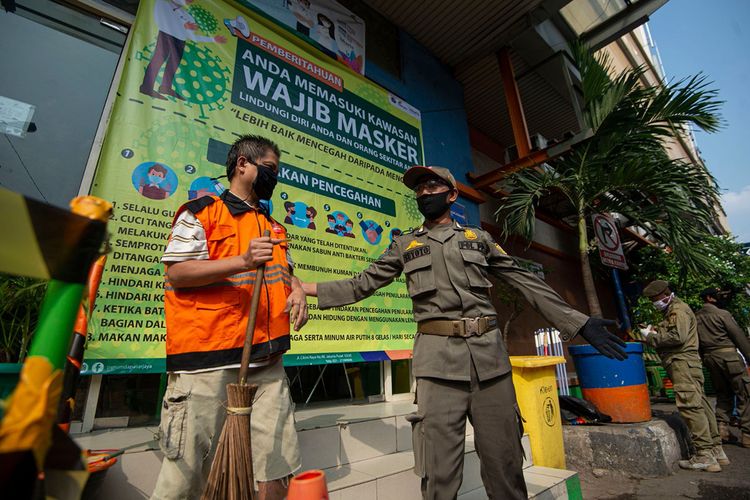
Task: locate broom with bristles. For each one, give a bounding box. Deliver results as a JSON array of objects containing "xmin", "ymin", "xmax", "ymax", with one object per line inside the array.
[{"xmin": 202, "ymin": 229, "xmax": 272, "ymax": 500}]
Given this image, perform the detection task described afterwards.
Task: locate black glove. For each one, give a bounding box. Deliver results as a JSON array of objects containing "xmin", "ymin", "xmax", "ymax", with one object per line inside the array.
[{"xmin": 578, "ymin": 318, "xmax": 627, "ymax": 360}]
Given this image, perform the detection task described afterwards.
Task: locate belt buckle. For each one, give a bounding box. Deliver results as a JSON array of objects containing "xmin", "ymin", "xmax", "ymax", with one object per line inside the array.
[{"xmin": 463, "ymin": 318, "xmax": 479, "ymax": 337}]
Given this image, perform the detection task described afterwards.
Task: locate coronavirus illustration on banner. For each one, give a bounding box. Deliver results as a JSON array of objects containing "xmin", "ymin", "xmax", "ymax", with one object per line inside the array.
[{"xmin": 84, "ymin": 0, "xmax": 423, "ymax": 374}]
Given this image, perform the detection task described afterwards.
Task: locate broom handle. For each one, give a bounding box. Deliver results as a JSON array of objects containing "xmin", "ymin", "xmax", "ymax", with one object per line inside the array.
[{"xmin": 239, "ymin": 229, "xmax": 271, "ymax": 385}]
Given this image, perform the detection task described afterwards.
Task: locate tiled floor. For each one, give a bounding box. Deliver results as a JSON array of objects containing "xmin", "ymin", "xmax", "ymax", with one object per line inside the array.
[{"xmin": 72, "ymin": 399, "xmax": 575, "ymax": 500}]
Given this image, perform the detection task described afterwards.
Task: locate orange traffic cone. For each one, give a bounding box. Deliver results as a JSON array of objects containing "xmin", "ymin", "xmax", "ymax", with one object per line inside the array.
[{"xmin": 288, "ymin": 470, "xmax": 329, "ymax": 500}]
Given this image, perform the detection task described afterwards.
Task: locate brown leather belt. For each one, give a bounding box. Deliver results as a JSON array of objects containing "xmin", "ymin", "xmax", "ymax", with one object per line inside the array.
[{"xmin": 417, "ymin": 317, "xmax": 498, "ymax": 338}]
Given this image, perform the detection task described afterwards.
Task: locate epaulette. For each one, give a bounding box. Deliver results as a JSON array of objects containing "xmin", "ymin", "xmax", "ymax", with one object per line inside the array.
[
  {"xmin": 172, "ymin": 195, "xmax": 218, "ymax": 224},
  {"xmin": 184, "ymin": 195, "xmax": 218, "ymax": 215}
]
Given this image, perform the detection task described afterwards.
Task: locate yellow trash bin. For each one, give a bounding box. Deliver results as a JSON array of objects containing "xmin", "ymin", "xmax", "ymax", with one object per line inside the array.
[{"xmin": 510, "ymin": 356, "xmax": 566, "ymax": 469}]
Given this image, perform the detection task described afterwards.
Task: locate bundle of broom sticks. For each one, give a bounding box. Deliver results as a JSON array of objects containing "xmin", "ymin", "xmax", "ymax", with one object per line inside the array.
[{"xmin": 202, "ymin": 229, "xmax": 271, "ymax": 500}]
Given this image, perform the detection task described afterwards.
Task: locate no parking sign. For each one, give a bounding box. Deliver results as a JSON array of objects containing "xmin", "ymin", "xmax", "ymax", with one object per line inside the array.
[{"xmin": 592, "ymin": 213, "xmax": 628, "ymax": 270}]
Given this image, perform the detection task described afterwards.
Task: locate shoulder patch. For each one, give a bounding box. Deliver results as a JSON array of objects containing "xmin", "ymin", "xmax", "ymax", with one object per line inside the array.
[{"xmin": 464, "ymin": 229, "xmax": 478, "ymax": 240}]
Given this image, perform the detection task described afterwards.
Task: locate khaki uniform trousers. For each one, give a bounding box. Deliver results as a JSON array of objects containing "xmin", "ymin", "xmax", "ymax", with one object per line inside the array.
[
  {"xmin": 411, "ymin": 364, "xmax": 526, "ymax": 500},
  {"xmin": 150, "ymin": 360, "xmax": 300, "ymax": 500},
  {"xmin": 665, "ymin": 358, "xmax": 720, "ymax": 452},
  {"xmin": 703, "ymin": 348, "xmax": 750, "ymax": 435}
]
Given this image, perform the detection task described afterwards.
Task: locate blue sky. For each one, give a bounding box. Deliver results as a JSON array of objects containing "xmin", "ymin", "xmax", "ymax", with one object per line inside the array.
[{"xmin": 649, "ymin": 1, "xmax": 750, "ymax": 242}]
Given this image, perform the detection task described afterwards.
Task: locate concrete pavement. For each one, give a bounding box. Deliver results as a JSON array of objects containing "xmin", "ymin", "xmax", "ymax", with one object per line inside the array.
[{"xmin": 576, "ymin": 405, "xmax": 750, "ymax": 499}]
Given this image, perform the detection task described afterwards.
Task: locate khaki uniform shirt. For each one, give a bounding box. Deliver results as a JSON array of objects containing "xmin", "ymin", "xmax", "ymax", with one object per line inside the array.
[
  {"xmin": 647, "ymin": 297, "xmax": 700, "ymax": 364},
  {"xmin": 695, "ymin": 303, "xmax": 750, "ymax": 360},
  {"xmin": 318, "ymin": 220, "xmax": 588, "ymax": 382}
]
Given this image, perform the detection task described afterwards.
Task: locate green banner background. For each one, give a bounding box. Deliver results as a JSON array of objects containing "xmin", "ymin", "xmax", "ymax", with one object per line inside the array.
[{"xmin": 84, "ymin": 0, "xmax": 423, "ymax": 374}]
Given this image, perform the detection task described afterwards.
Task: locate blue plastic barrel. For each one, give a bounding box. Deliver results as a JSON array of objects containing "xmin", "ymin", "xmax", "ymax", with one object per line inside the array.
[{"xmin": 569, "ymin": 342, "xmax": 651, "ymax": 423}]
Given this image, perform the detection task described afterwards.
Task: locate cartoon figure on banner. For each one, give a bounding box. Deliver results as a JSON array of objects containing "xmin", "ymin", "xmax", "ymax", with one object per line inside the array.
[
  {"xmin": 188, "ymin": 176, "xmax": 225, "ymax": 200},
  {"xmin": 283, "ymin": 201, "xmax": 296, "ymax": 224},
  {"xmin": 306, "ymin": 206, "xmax": 317, "ymax": 229},
  {"xmin": 132, "ymin": 162, "xmax": 178, "ymax": 200},
  {"xmin": 283, "ymin": 201, "xmax": 318, "ymax": 230},
  {"xmin": 359, "ymin": 219, "xmax": 383, "ymax": 245},
  {"xmin": 139, "ymin": 0, "xmax": 226, "ymax": 101},
  {"xmin": 312, "ymin": 13, "xmax": 338, "ymax": 58},
  {"xmin": 325, "ymin": 210, "xmax": 355, "ymax": 238},
  {"xmin": 288, "ymin": 0, "xmax": 314, "ymax": 36},
  {"xmin": 389, "ymin": 228, "xmax": 402, "ymax": 243}
]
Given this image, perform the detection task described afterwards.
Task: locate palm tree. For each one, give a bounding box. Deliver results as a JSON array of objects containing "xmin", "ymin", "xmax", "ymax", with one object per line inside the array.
[{"xmin": 494, "ymin": 43, "xmax": 723, "ymax": 317}]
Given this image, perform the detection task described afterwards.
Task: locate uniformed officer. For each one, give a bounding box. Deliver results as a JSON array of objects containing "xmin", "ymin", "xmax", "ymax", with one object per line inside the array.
[
  {"xmin": 642, "ymin": 280, "xmax": 726, "ymax": 472},
  {"xmin": 696, "ymin": 287, "xmax": 750, "ymax": 447},
  {"xmin": 303, "ymin": 166, "xmax": 627, "ymax": 500}
]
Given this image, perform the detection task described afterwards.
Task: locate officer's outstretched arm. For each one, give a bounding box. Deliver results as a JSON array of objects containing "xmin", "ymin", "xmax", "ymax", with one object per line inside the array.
[
  {"xmin": 483, "ymin": 233, "xmax": 625, "ymax": 359},
  {"xmin": 484, "ymin": 235, "xmax": 586, "ymax": 339},
  {"xmin": 314, "ymin": 241, "xmax": 404, "ymax": 310}
]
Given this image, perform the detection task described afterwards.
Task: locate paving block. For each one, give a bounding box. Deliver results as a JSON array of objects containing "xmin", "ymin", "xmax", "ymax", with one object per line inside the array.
[
  {"xmin": 324, "ymin": 465, "xmax": 376, "ymax": 491},
  {"xmin": 396, "ymin": 414, "xmax": 413, "ymax": 452},
  {"xmin": 349, "ymin": 450, "xmax": 414, "ymax": 478},
  {"xmin": 529, "ymin": 465, "xmax": 576, "ymax": 481},
  {"xmin": 375, "ymin": 469, "xmax": 421, "ymax": 499},
  {"xmin": 522, "ymin": 434, "xmax": 533, "ymax": 469},
  {"xmin": 457, "ymin": 451, "xmax": 483, "ymax": 495},
  {"xmin": 340, "ymin": 417, "xmax": 398, "ymax": 464},
  {"xmin": 457, "ymin": 487, "xmax": 488, "ymax": 500},
  {"xmin": 93, "ymin": 449, "xmax": 162, "ymax": 500},
  {"xmin": 329, "ymin": 480, "xmax": 378, "ymax": 500},
  {"xmin": 524, "ymin": 467, "xmax": 564, "ymax": 498},
  {"xmin": 299, "ymin": 424, "xmax": 341, "ymax": 470}
]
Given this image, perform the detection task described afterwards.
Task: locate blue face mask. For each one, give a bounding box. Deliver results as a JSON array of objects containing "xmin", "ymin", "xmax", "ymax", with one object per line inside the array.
[
  {"xmin": 328, "ymin": 221, "xmax": 335, "ymax": 229},
  {"xmin": 149, "ymin": 174, "xmax": 164, "ymax": 185}
]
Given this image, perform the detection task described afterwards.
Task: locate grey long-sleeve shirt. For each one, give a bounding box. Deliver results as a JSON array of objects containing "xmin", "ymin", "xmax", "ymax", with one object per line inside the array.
[{"xmin": 317, "ymin": 220, "xmax": 588, "ymax": 382}]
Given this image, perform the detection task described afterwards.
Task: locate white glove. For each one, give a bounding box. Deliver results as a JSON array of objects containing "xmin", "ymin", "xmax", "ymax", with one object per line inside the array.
[{"xmin": 639, "ymin": 326, "xmax": 654, "ymax": 338}]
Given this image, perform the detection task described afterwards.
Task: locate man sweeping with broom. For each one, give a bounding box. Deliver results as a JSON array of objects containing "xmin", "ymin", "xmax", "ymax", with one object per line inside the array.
[{"xmin": 151, "ymin": 135, "xmax": 308, "ymax": 500}]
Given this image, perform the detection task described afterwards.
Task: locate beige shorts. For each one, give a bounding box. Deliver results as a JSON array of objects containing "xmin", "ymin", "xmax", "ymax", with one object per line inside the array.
[{"xmin": 151, "ymin": 359, "xmax": 300, "ymax": 500}]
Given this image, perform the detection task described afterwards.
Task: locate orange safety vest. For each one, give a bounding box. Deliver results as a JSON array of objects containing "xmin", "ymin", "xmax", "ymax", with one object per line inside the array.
[{"xmin": 164, "ymin": 193, "xmax": 292, "ymax": 372}]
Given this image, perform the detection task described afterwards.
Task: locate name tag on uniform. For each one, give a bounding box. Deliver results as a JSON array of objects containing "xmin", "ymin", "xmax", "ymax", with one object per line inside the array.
[
  {"xmin": 404, "ymin": 246, "xmax": 431, "ymax": 263},
  {"xmin": 459, "ymin": 241, "xmax": 488, "ymax": 253}
]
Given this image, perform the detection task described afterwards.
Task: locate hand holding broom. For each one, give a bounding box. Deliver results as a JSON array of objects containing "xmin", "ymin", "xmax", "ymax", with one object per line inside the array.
[{"xmin": 203, "ymin": 229, "xmax": 276, "ymax": 500}]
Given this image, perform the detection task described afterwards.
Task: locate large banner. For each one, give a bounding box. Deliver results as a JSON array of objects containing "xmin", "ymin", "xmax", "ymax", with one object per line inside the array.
[{"xmin": 83, "ymin": 0, "xmax": 423, "ymax": 374}]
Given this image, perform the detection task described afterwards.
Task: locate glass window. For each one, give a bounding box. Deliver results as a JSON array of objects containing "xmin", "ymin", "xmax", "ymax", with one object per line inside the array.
[{"xmin": 0, "ymin": 2, "xmax": 124, "ymax": 208}]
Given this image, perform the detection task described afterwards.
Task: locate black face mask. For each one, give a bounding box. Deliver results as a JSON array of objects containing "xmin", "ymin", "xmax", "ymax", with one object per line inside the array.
[
  {"xmin": 417, "ymin": 191, "xmax": 453, "ymax": 220},
  {"xmin": 254, "ymin": 166, "xmax": 278, "ymax": 200}
]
